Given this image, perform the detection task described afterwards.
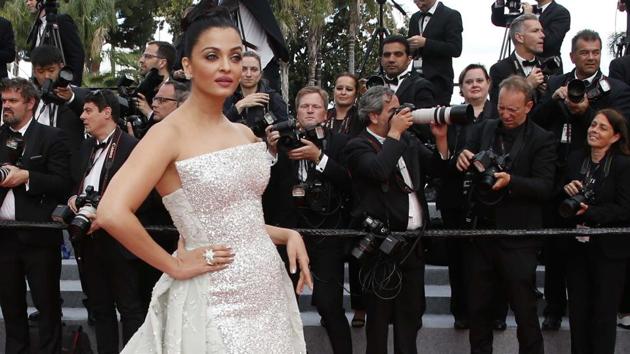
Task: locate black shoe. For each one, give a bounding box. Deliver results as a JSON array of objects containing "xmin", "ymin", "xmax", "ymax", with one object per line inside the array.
[
  {"xmin": 542, "ymin": 315, "xmax": 561, "ymax": 331},
  {"xmin": 28, "ymin": 310, "xmax": 40, "ymax": 321},
  {"xmin": 493, "ymin": 319, "xmax": 507, "ymax": 331},
  {"xmin": 320, "ymin": 318, "xmax": 326, "ymax": 328},
  {"xmin": 454, "ymin": 318, "xmax": 469, "ymax": 330}
]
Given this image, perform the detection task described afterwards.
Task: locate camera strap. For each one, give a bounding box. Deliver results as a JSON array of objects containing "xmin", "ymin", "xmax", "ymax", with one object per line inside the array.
[
  {"xmin": 494, "ymin": 121, "xmax": 527, "ymax": 170},
  {"xmin": 579, "ymin": 153, "xmax": 612, "ymax": 184},
  {"xmin": 364, "ymin": 134, "xmax": 414, "ymax": 194},
  {"xmin": 77, "ymin": 128, "xmax": 123, "ymax": 195}
]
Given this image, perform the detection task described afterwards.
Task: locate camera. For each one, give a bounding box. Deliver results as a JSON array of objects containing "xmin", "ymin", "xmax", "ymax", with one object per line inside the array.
[
  {"xmin": 394, "ymin": 103, "xmax": 474, "ymax": 126},
  {"xmin": 68, "ymin": 186, "xmax": 101, "ymax": 242},
  {"xmin": 565, "ymin": 78, "xmax": 611, "ymax": 104},
  {"xmin": 537, "ymin": 56, "xmax": 562, "ymax": 83},
  {"xmin": 40, "ymin": 67, "xmax": 74, "ymax": 105},
  {"xmin": 0, "ymin": 133, "xmax": 25, "ymax": 183},
  {"xmin": 470, "ymin": 150, "xmax": 510, "ymax": 192},
  {"xmin": 559, "ymin": 184, "xmax": 595, "ymax": 218},
  {"xmin": 501, "ymin": 0, "xmax": 541, "ymax": 15},
  {"xmin": 292, "ymin": 179, "xmax": 334, "ymax": 213},
  {"xmin": 270, "ymin": 118, "xmax": 326, "ymax": 150},
  {"xmin": 246, "ymin": 108, "xmax": 278, "ymax": 138},
  {"xmin": 51, "ymin": 204, "xmax": 74, "ymax": 224},
  {"xmin": 117, "ymin": 68, "xmax": 164, "ymax": 137},
  {"xmin": 352, "ymin": 216, "xmax": 390, "ymax": 261}
]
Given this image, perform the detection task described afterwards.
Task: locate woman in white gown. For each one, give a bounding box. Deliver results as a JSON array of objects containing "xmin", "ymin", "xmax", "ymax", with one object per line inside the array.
[{"xmin": 96, "ymin": 4, "xmax": 312, "ymax": 353}]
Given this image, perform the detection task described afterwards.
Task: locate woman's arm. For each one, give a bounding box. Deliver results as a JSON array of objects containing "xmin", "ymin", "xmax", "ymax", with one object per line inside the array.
[
  {"xmin": 265, "ymin": 225, "xmax": 313, "ymax": 294},
  {"xmin": 97, "ymin": 124, "xmax": 229, "ymax": 279}
]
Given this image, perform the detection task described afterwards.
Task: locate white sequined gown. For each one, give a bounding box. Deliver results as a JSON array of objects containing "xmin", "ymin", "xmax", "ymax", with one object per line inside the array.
[{"xmin": 121, "ymin": 142, "xmax": 306, "ymax": 354}]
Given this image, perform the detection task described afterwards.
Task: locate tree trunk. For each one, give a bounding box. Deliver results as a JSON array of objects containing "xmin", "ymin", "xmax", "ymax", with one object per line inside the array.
[
  {"xmin": 307, "ymin": 22, "xmax": 322, "ymax": 86},
  {"xmin": 348, "ymin": 0, "xmax": 360, "ymax": 74}
]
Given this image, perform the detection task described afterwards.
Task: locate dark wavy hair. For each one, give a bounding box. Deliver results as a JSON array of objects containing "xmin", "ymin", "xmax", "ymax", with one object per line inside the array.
[
  {"xmin": 593, "ymin": 109, "xmax": 630, "ymax": 156},
  {"xmin": 181, "ymin": 1, "xmax": 239, "ymax": 59}
]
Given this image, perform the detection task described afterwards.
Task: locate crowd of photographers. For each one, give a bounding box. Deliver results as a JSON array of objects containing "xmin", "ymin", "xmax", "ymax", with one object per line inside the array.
[{"xmin": 2, "ymin": 0, "xmax": 630, "ymax": 353}]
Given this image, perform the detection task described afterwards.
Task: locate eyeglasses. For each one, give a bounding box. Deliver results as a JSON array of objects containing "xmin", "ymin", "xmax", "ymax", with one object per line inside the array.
[
  {"xmin": 141, "ymin": 53, "xmax": 165, "ymax": 60},
  {"xmin": 153, "ymin": 96, "xmax": 178, "ymax": 104}
]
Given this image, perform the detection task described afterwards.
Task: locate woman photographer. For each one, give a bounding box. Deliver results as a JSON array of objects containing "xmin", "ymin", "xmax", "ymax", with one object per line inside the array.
[
  {"xmin": 563, "ymin": 108, "xmax": 630, "ymax": 354},
  {"xmin": 325, "ymin": 72, "xmax": 363, "ymax": 137}
]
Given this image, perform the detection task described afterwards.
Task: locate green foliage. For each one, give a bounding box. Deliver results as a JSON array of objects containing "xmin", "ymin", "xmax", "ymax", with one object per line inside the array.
[
  {"xmin": 155, "ymin": 0, "xmax": 194, "ymax": 39},
  {"xmin": 110, "ymin": 0, "xmax": 160, "ymax": 50},
  {"xmin": 0, "ymin": 0, "xmax": 33, "ymax": 52}
]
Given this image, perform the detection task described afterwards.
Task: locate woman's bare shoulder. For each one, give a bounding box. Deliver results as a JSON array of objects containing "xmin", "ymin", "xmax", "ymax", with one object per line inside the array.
[{"xmin": 231, "ymin": 120, "xmax": 260, "ymax": 143}]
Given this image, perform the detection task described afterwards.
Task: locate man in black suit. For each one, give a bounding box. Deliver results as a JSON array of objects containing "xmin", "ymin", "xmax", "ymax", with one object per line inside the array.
[
  {"xmin": 0, "ymin": 16, "xmax": 15, "ymax": 79},
  {"xmin": 344, "ymin": 85, "xmax": 448, "ymax": 354},
  {"xmin": 380, "ymin": 35, "xmax": 435, "ymax": 143},
  {"xmin": 456, "ymin": 75, "xmax": 556, "ymax": 354},
  {"xmin": 0, "ymin": 77, "xmax": 71, "ymax": 354},
  {"xmin": 489, "ymin": 14, "xmax": 547, "ymax": 104},
  {"xmin": 68, "ymin": 89, "xmax": 144, "ymax": 353},
  {"xmin": 26, "ymin": 0, "xmax": 85, "ymax": 85},
  {"xmin": 30, "ymin": 45, "xmax": 85, "ymax": 152},
  {"xmin": 134, "ymin": 41, "xmax": 177, "ymax": 122},
  {"xmin": 268, "ymin": 86, "xmax": 352, "ymax": 353},
  {"xmin": 491, "ymin": 0, "xmax": 570, "ymax": 67},
  {"xmin": 609, "ymin": 54, "xmax": 630, "ymax": 85},
  {"xmin": 407, "ymin": 0, "xmax": 463, "ymax": 106},
  {"xmin": 532, "ymin": 29, "xmax": 630, "ymax": 330}
]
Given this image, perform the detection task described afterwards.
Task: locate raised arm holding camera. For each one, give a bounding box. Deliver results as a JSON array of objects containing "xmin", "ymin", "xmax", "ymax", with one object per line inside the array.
[
  {"xmin": 343, "ymin": 85, "xmax": 448, "ymax": 354},
  {"xmin": 456, "ymin": 75, "xmax": 556, "ymax": 354},
  {"xmin": 30, "ymin": 45, "xmax": 86, "ymax": 152},
  {"xmin": 560, "ymin": 109, "xmax": 630, "ymax": 354},
  {"xmin": 0, "ymin": 77, "xmax": 71, "ymax": 354},
  {"xmin": 67, "ymin": 90, "xmax": 145, "ymax": 353}
]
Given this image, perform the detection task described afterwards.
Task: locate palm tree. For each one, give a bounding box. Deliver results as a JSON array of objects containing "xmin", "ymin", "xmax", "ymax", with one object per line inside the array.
[{"xmin": 0, "ymin": 0, "xmax": 35, "ymax": 77}]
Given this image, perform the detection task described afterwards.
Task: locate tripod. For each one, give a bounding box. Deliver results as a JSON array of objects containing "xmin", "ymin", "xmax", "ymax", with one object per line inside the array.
[
  {"xmin": 26, "ymin": 0, "xmax": 66, "ymax": 64},
  {"xmin": 498, "ymin": 14, "xmax": 519, "ymax": 60},
  {"xmin": 358, "ymin": 0, "xmax": 389, "ymax": 78}
]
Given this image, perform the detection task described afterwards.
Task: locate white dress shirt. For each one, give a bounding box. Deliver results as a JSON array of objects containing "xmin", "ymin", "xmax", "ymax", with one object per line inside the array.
[
  {"xmin": 82, "ymin": 129, "xmax": 116, "ymax": 194},
  {"xmin": 412, "ymin": 0, "xmax": 440, "ymax": 73},
  {"xmin": 366, "ymin": 128, "xmax": 423, "ymax": 230},
  {"xmin": 0, "ymin": 119, "xmax": 34, "ymax": 220}
]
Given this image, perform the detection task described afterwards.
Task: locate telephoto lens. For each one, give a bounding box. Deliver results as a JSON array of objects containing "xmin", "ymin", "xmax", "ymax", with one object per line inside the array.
[
  {"xmin": 410, "ymin": 104, "xmax": 474, "ymax": 126},
  {"xmin": 558, "ymin": 193, "xmax": 588, "ymax": 218}
]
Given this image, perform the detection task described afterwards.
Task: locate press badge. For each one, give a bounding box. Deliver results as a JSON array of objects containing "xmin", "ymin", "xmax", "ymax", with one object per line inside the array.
[
  {"xmin": 561, "ymin": 123, "xmax": 571, "ymax": 144},
  {"xmin": 292, "ymin": 185, "xmax": 306, "ymax": 198}
]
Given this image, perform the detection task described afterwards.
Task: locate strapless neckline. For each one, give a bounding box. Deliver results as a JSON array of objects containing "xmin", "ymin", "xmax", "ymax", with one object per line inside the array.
[{"xmin": 175, "ymin": 141, "xmax": 266, "ymax": 165}]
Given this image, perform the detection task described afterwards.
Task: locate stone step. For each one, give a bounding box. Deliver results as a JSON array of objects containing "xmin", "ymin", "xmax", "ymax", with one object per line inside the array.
[{"xmin": 3, "ymin": 312, "xmax": 629, "ymax": 354}]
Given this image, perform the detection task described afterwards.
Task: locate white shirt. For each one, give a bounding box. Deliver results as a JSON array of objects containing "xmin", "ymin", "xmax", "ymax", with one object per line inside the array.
[
  {"xmin": 575, "ymin": 71, "xmax": 598, "ymax": 87},
  {"xmin": 82, "ymin": 129, "xmax": 116, "ymax": 194},
  {"xmin": 538, "ymin": 1, "xmax": 552, "ymax": 14},
  {"xmin": 514, "ymin": 51, "xmax": 536, "ymax": 77},
  {"xmin": 366, "ymin": 128, "xmax": 423, "ymax": 230},
  {"xmin": 0, "ymin": 119, "xmax": 34, "ymax": 220},
  {"xmin": 386, "ymin": 67, "xmax": 412, "ymax": 93},
  {"xmin": 221, "ymin": 2, "xmax": 274, "ymax": 70},
  {"xmin": 36, "ymin": 16, "xmax": 47, "ymax": 46}
]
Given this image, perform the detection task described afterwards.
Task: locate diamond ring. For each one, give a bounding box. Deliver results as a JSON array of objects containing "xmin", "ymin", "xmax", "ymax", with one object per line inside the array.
[{"xmin": 203, "ymin": 249, "xmax": 215, "ymax": 265}]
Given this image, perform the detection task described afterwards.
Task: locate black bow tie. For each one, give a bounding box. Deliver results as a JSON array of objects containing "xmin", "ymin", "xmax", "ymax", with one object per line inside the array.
[
  {"xmin": 384, "ymin": 76, "xmax": 399, "ymax": 86},
  {"xmin": 94, "ymin": 140, "xmax": 108, "ymax": 150},
  {"xmin": 522, "ymin": 59, "xmax": 538, "ymax": 67},
  {"xmin": 420, "ymin": 12, "xmax": 432, "ymax": 18}
]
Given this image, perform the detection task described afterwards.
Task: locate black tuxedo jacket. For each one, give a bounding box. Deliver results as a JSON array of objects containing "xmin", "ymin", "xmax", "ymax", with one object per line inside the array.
[
  {"xmin": 465, "ymin": 119, "xmax": 557, "ymax": 247},
  {"xmin": 343, "ymin": 129, "xmax": 446, "ymax": 232},
  {"xmin": 289, "ymin": 131, "xmax": 351, "ymax": 229},
  {"xmin": 0, "ymin": 16, "xmax": 15, "ymax": 79},
  {"xmin": 29, "ymin": 14, "xmax": 85, "ymax": 85},
  {"xmin": 491, "ymin": 0, "xmax": 570, "ymax": 59},
  {"xmin": 408, "ymin": 2, "xmax": 463, "ymax": 105},
  {"xmin": 609, "ymin": 55, "xmax": 630, "ymax": 85},
  {"xmin": 533, "ymin": 70, "xmax": 630, "ymax": 163},
  {"xmin": 564, "ymin": 150, "xmax": 630, "ymax": 259},
  {"xmin": 0, "ymin": 121, "xmax": 71, "ymax": 247},
  {"xmin": 489, "ymin": 53, "xmax": 530, "ymax": 104},
  {"xmin": 240, "ymin": 1, "xmax": 289, "ymax": 62}
]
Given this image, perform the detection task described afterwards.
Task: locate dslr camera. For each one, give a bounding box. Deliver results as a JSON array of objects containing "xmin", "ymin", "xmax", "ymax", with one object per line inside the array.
[
  {"xmin": 352, "ymin": 216, "xmax": 390, "ymax": 261},
  {"xmin": 40, "ymin": 67, "xmax": 74, "ymax": 105},
  {"xmin": 292, "ymin": 178, "xmax": 334, "ymax": 213},
  {"xmin": 566, "ymin": 77, "xmax": 612, "ymax": 104},
  {"xmin": 69, "ymin": 186, "xmax": 101, "ymax": 242},
  {"xmin": 500, "ymin": 0, "xmax": 542, "ymax": 15},
  {"xmin": 0, "ymin": 133, "xmax": 26, "ymax": 183},
  {"xmin": 270, "ymin": 118, "xmax": 326, "ymax": 150},
  {"xmin": 117, "ymin": 68, "xmax": 164, "ymax": 138},
  {"xmin": 559, "ymin": 182, "xmax": 595, "ymax": 218},
  {"xmin": 244, "ymin": 108, "xmax": 278, "ymax": 138},
  {"xmin": 469, "ymin": 150, "xmax": 510, "ymax": 192}
]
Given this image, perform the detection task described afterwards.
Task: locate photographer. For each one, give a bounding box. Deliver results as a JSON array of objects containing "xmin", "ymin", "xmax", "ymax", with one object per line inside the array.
[
  {"xmin": 30, "ymin": 45, "xmax": 86, "ymax": 152},
  {"xmin": 68, "ymin": 89, "xmax": 144, "ymax": 353},
  {"xmin": 26, "ymin": 0, "xmax": 85, "ymax": 85},
  {"xmin": 491, "ymin": 0, "xmax": 570, "ymax": 68},
  {"xmin": 134, "ymin": 41, "xmax": 176, "ymax": 120},
  {"xmin": 0, "ymin": 77, "xmax": 71, "ymax": 354},
  {"xmin": 407, "ymin": 0, "xmax": 463, "ymax": 106},
  {"xmin": 343, "ymin": 85, "xmax": 448, "ymax": 354},
  {"xmin": 456, "ymin": 75, "xmax": 556, "ymax": 354},
  {"xmin": 489, "ymin": 14, "xmax": 549, "ymax": 104},
  {"xmin": 223, "ymin": 51, "xmax": 288, "ymax": 135},
  {"xmin": 267, "ymin": 86, "xmax": 352, "ymax": 354},
  {"xmin": 150, "ymin": 80, "xmax": 190, "ymax": 124},
  {"xmin": 561, "ymin": 109, "xmax": 630, "ymax": 354}
]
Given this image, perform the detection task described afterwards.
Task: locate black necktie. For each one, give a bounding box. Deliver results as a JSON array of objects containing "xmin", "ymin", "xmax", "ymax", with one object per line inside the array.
[{"xmin": 522, "ymin": 59, "xmax": 537, "ymax": 67}]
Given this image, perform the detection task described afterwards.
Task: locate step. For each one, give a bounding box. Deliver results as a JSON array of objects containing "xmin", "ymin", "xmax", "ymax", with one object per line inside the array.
[{"xmin": 3, "ymin": 312, "xmax": 629, "ymax": 354}]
